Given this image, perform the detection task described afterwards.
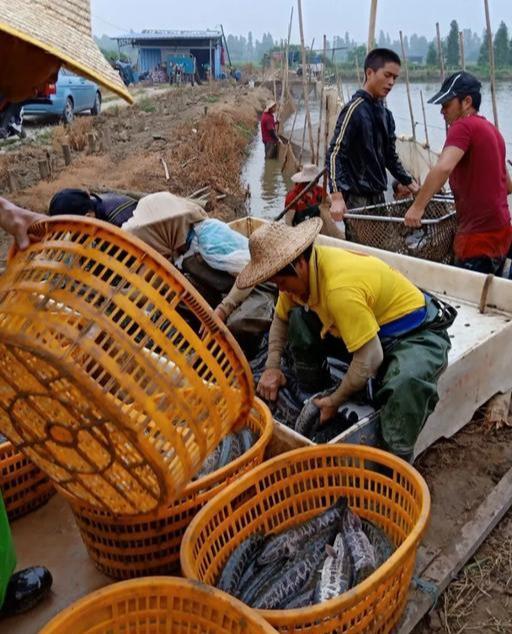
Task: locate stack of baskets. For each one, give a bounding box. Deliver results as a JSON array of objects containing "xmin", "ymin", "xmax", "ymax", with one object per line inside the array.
[
  {"xmin": 0, "ymin": 217, "xmax": 271, "ymax": 575},
  {"xmin": 0, "ymin": 436, "xmax": 54, "ymax": 521}
]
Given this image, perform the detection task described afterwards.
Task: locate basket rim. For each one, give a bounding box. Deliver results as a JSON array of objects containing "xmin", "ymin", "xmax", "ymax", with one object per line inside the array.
[
  {"xmin": 181, "ymin": 444, "xmax": 431, "ymax": 621},
  {"xmin": 40, "ymin": 576, "xmax": 278, "ymax": 633}
]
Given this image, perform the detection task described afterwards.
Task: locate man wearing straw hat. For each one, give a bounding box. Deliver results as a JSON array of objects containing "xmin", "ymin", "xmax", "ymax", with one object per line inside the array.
[
  {"xmin": 283, "ymin": 163, "xmax": 325, "ymax": 226},
  {"xmin": 0, "ymin": 0, "xmax": 131, "ymax": 616},
  {"xmin": 261, "ymin": 100, "xmax": 281, "ymax": 159},
  {"xmin": 236, "ymin": 218, "xmax": 455, "ymax": 463}
]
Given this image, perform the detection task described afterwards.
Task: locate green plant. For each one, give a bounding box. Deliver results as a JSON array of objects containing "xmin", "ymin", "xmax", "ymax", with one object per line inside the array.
[{"xmin": 138, "ymin": 97, "xmax": 156, "ymax": 113}]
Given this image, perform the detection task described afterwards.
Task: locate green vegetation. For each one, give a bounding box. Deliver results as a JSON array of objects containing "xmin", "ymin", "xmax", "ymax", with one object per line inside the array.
[{"xmin": 138, "ymin": 97, "xmax": 156, "ymax": 113}]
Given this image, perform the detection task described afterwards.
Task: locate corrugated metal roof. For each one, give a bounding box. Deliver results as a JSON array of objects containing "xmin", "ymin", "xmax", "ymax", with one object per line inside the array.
[{"xmin": 113, "ymin": 30, "xmax": 222, "ymax": 41}]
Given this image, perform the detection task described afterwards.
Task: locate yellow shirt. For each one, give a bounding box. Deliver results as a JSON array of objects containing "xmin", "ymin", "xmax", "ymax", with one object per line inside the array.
[{"xmin": 275, "ymin": 245, "xmax": 425, "ymax": 352}]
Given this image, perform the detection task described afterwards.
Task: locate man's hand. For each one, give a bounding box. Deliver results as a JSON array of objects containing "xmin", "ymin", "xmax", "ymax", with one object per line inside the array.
[
  {"xmin": 329, "ymin": 193, "xmax": 347, "ymax": 221},
  {"xmin": 404, "ymin": 203, "xmax": 425, "ymax": 228},
  {"xmin": 313, "ymin": 395, "xmax": 338, "ymax": 424},
  {"xmin": 214, "ymin": 305, "xmax": 228, "ymax": 323},
  {"xmin": 407, "ymin": 180, "xmax": 420, "ymax": 195},
  {"xmin": 0, "ymin": 198, "xmax": 46, "ymax": 250},
  {"xmin": 257, "ymin": 368, "xmax": 286, "ymax": 402}
]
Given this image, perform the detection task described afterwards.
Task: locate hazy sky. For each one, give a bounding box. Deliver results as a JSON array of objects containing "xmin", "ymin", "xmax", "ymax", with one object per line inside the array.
[{"xmin": 91, "ymin": 0, "xmax": 512, "ymax": 43}]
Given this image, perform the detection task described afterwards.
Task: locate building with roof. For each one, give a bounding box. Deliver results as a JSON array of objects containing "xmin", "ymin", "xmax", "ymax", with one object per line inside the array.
[{"xmin": 113, "ymin": 30, "xmax": 224, "ymax": 80}]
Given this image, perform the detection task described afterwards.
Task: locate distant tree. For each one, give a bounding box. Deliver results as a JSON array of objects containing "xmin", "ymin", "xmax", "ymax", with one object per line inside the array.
[
  {"xmin": 426, "ymin": 41, "xmax": 438, "ymax": 66},
  {"xmin": 247, "ymin": 31, "xmax": 254, "ymax": 62},
  {"xmin": 446, "ymin": 19, "xmax": 460, "ymax": 66},
  {"xmin": 509, "ymin": 38, "xmax": 512, "ymax": 65},
  {"xmin": 478, "ymin": 29, "xmax": 489, "ymax": 66},
  {"xmin": 493, "ymin": 21, "xmax": 510, "ymax": 67}
]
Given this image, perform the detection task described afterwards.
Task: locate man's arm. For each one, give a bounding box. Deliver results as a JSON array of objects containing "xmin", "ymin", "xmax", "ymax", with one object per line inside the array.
[
  {"xmin": 326, "ymin": 99, "xmax": 362, "ymax": 220},
  {"xmin": 313, "ymin": 335, "xmax": 384, "ymax": 423},
  {"xmin": 0, "ymin": 197, "xmax": 46, "ymax": 249},
  {"xmin": 214, "ymin": 284, "xmax": 253, "ymax": 322},
  {"xmin": 404, "ymin": 146, "xmax": 465, "ymax": 227},
  {"xmin": 506, "ymin": 165, "xmax": 512, "ymax": 195},
  {"xmin": 385, "ymin": 113, "xmax": 418, "ymax": 192},
  {"xmin": 256, "ymin": 314, "xmax": 288, "ymax": 401}
]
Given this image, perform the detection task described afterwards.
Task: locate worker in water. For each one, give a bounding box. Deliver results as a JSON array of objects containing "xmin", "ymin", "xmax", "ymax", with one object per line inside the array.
[
  {"xmin": 326, "ymin": 48, "xmax": 419, "ymax": 233},
  {"xmin": 261, "ymin": 100, "xmax": 281, "ymax": 159},
  {"xmin": 0, "ymin": 0, "xmax": 131, "ymax": 616},
  {"xmin": 236, "ymin": 218, "xmax": 456, "ymax": 463},
  {"xmin": 283, "ymin": 164, "xmax": 325, "ymax": 226},
  {"xmin": 405, "ymin": 71, "xmax": 512, "ymax": 275}
]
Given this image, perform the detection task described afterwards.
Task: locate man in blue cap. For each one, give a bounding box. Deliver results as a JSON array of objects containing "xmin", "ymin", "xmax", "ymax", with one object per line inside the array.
[{"xmin": 405, "ymin": 71, "xmax": 512, "ymax": 275}]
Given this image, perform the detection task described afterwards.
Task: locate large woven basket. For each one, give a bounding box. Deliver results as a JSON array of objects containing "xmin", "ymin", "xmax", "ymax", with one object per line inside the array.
[
  {"xmin": 0, "ymin": 438, "xmax": 54, "ymax": 521},
  {"xmin": 64, "ymin": 398, "xmax": 273, "ymax": 579},
  {"xmin": 0, "ymin": 217, "xmax": 253, "ymax": 515},
  {"xmin": 40, "ymin": 576, "xmax": 278, "ymax": 633},
  {"xmin": 345, "ymin": 195, "xmax": 456, "ymax": 263},
  {"xmin": 181, "ymin": 445, "xmax": 430, "ymax": 634}
]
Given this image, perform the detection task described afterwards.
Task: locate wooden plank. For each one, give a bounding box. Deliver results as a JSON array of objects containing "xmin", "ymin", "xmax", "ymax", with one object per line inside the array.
[{"xmin": 397, "ymin": 465, "xmax": 512, "ymax": 633}]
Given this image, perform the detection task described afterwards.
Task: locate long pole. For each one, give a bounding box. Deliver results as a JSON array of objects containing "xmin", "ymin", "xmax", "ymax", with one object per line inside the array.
[
  {"xmin": 367, "ymin": 0, "xmax": 378, "ymax": 51},
  {"xmin": 355, "ymin": 52, "xmax": 362, "ymax": 85},
  {"xmin": 435, "ymin": 22, "xmax": 445, "ymax": 81},
  {"xmin": 297, "ymin": 0, "xmax": 316, "ymax": 164},
  {"xmin": 420, "ymin": 89, "xmax": 433, "ymax": 168},
  {"xmin": 322, "ymin": 93, "xmax": 331, "ymax": 201},
  {"xmin": 283, "ymin": 6, "xmax": 294, "ymax": 103},
  {"xmin": 484, "ymin": 0, "xmax": 499, "ymax": 128},
  {"xmin": 459, "ymin": 31, "xmax": 465, "ymax": 70},
  {"xmin": 399, "ymin": 31, "xmax": 416, "ymax": 142},
  {"xmin": 220, "ymin": 24, "xmax": 232, "ymax": 68},
  {"xmin": 315, "ymin": 34, "xmax": 327, "ymax": 163}
]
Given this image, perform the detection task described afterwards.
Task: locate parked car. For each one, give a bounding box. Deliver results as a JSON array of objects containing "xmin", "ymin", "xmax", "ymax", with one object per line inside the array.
[{"xmin": 24, "ymin": 68, "xmax": 102, "ymax": 123}]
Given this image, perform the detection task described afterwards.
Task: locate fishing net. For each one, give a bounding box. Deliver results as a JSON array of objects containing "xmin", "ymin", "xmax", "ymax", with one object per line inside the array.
[{"xmin": 344, "ymin": 196, "xmax": 456, "ymax": 263}]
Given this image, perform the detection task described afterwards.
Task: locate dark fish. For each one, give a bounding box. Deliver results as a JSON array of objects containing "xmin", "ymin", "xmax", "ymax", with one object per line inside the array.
[
  {"xmin": 342, "ymin": 508, "xmax": 376, "ymax": 585},
  {"xmin": 258, "ymin": 497, "xmax": 347, "ymax": 565},
  {"xmin": 217, "ymin": 533, "xmax": 265, "ymax": 595},
  {"xmin": 217, "ymin": 433, "xmax": 241, "ymax": 469},
  {"xmin": 361, "ymin": 519, "xmax": 395, "ymax": 567},
  {"xmin": 314, "ymin": 533, "xmax": 352, "ymax": 603},
  {"xmin": 280, "ymin": 586, "xmax": 315, "ymax": 609},
  {"xmin": 238, "ymin": 427, "xmax": 257, "ymax": 453},
  {"xmin": 239, "ymin": 559, "xmax": 285, "ymax": 606},
  {"xmin": 193, "ymin": 442, "xmax": 222, "ymax": 480},
  {"xmin": 252, "ymin": 529, "xmax": 334, "ymax": 610}
]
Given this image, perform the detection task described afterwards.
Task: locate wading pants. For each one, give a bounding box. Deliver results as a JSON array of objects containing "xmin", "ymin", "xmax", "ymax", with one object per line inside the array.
[{"xmin": 287, "ymin": 297, "xmax": 452, "ymax": 459}]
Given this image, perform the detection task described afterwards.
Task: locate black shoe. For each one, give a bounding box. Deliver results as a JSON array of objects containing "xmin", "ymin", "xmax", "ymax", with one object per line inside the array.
[{"xmin": 1, "ymin": 566, "xmax": 53, "ymax": 616}]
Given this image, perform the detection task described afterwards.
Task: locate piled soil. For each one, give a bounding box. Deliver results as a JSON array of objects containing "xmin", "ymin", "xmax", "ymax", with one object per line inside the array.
[{"xmin": 0, "ymin": 82, "xmax": 272, "ymax": 261}]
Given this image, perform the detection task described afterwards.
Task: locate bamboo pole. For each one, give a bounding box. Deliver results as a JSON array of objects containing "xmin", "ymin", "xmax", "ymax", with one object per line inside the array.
[
  {"xmin": 367, "ymin": 0, "xmax": 378, "ymax": 51},
  {"xmin": 436, "ymin": 22, "xmax": 445, "ymax": 81},
  {"xmin": 281, "ymin": 95, "xmax": 302, "ymax": 173},
  {"xmin": 297, "ymin": 0, "xmax": 316, "ymax": 164},
  {"xmin": 420, "ymin": 90, "xmax": 433, "ymax": 168},
  {"xmin": 459, "ymin": 31, "xmax": 465, "ymax": 70},
  {"xmin": 399, "ymin": 31, "xmax": 416, "ymax": 142},
  {"xmin": 282, "ymin": 6, "xmax": 294, "ymax": 106},
  {"xmin": 484, "ymin": 0, "xmax": 499, "ymax": 128},
  {"xmin": 355, "ymin": 52, "xmax": 362, "ymax": 85},
  {"xmin": 315, "ymin": 34, "xmax": 327, "ymax": 164},
  {"xmin": 322, "ymin": 92, "xmax": 331, "ymax": 201}
]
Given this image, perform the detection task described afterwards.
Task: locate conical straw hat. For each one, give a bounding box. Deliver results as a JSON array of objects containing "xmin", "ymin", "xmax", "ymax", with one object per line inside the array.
[
  {"xmin": 0, "ymin": 1, "xmax": 132, "ymax": 102},
  {"xmin": 236, "ymin": 217, "xmax": 323, "ymax": 289}
]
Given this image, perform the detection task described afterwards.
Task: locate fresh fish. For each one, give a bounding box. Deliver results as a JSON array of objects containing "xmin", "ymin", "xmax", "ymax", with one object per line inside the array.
[
  {"xmin": 239, "ymin": 558, "xmax": 285, "ymax": 605},
  {"xmin": 280, "ymin": 586, "xmax": 316, "ymax": 609},
  {"xmin": 217, "ymin": 433, "xmax": 241, "ymax": 469},
  {"xmin": 258, "ymin": 497, "xmax": 347, "ymax": 565},
  {"xmin": 294, "ymin": 387, "xmax": 335, "ymax": 437},
  {"xmin": 361, "ymin": 519, "xmax": 395, "ymax": 567},
  {"xmin": 217, "ymin": 533, "xmax": 264, "ymax": 594},
  {"xmin": 238, "ymin": 427, "xmax": 257, "ymax": 453},
  {"xmin": 314, "ymin": 533, "xmax": 352, "ymax": 603},
  {"xmin": 252, "ymin": 529, "xmax": 335, "ymax": 610},
  {"xmin": 193, "ymin": 442, "xmax": 222, "ymax": 480},
  {"xmin": 342, "ymin": 508, "xmax": 376, "ymax": 585}
]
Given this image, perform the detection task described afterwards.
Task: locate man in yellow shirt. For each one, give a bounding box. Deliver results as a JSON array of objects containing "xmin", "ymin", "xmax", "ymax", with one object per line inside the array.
[{"xmin": 236, "ymin": 218, "xmax": 455, "ymax": 461}]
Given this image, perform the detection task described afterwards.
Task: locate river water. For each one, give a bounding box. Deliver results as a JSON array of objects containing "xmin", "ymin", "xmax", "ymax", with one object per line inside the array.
[{"xmin": 242, "ymin": 80, "xmax": 512, "ymax": 219}]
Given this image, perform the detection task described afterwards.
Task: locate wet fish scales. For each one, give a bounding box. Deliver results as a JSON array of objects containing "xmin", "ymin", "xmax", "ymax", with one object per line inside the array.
[
  {"xmin": 238, "ymin": 427, "xmax": 257, "ymax": 453},
  {"xmin": 193, "ymin": 442, "xmax": 222, "ymax": 480},
  {"xmin": 217, "ymin": 533, "xmax": 264, "ymax": 594},
  {"xmin": 281, "ymin": 586, "xmax": 315, "ymax": 609},
  {"xmin": 239, "ymin": 558, "xmax": 285, "ymax": 605},
  {"xmin": 361, "ymin": 519, "xmax": 395, "ymax": 567},
  {"xmin": 257, "ymin": 497, "xmax": 347, "ymax": 565},
  {"xmin": 342, "ymin": 508, "xmax": 376, "ymax": 585},
  {"xmin": 314, "ymin": 533, "xmax": 352, "ymax": 603}
]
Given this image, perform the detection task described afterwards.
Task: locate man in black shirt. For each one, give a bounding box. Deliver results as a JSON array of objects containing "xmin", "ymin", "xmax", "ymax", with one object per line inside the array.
[
  {"xmin": 49, "ymin": 188, "xmax": 137, "ymax": 227},
  {"xmin": 326, "ymin": 48, "xmax": 419, "ymax": 223}
]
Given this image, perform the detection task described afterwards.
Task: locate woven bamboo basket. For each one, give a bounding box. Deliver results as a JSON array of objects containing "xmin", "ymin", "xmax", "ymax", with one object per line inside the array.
[
  {"xmin": 0, "ymin": 439, "xmax": 54, "ymax": 521},
  {"xmin": 40, "ymin": 576, "xmax": 278, "ymax": 633},
  {"xmin": 0, "ymin": 217, "xmax": 253, "ymax": 515},
  {"xmin": 181, "ymin": 445, "xmax": 430, "ymax": 634},
  {"xmin": 344, "ymin": 195, "xmax": 456, "ymax": 263},
  {"xmin": 63, "ymin": 398, "xmax": 273, "ymax": 579}
]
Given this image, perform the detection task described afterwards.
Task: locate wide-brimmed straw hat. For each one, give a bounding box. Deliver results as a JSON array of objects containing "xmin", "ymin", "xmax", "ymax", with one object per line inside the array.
[
  {"xmin": 236, "ymin": 217, "xmax": 323, "ymax": 289},
  {"xmin": 0, "ymin": 1, "xmax": 132, "ymax": 102},
  {"xmin": 291, "ymin": 163, "xmax": 321, "ymax": 184},
  {"xmin": 264, "ymin": 100, "xmax": 277, "ymax": 112}
]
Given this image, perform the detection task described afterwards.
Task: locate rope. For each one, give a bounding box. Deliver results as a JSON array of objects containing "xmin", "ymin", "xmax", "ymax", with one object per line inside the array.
[{"xmin": 413, "ymin": 575, "xmax": 440, "ymax": 610}]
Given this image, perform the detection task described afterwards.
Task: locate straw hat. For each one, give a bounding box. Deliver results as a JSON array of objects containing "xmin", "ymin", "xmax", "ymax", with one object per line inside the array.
[
  {"xmin": 236, "ymin": 218, "xmax": 323, "ymax": 289},
  {"xmin": 0, "ymin": 1, "xmax": 132, "ymax": 102},
  {"xmin": 291, "ymin": 163, "xmax": 321, "ymax": 184},
  {"xmin": 264, "ymin": 100, "xmax": 277, "ymax": 112}
]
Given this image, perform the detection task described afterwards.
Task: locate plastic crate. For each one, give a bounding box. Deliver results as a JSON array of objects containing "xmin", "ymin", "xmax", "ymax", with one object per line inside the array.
[
  {"xmin": 41, "ymin": 577, "xmax": 277, "ymax": 633},
  {"xmin": 344, "ymin": 195, "xmax": 456, "ymax": 263},
  {"xmin": 65, "ymin": 398, "xmax": 273, "ymax": 579},
  {"xmin": 181, "ymin": 445, "xmax": 430, "ymax": 634},
  {"xmin": 0, "ymin": 217, "xmax": 253, "ymax": 515}
]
